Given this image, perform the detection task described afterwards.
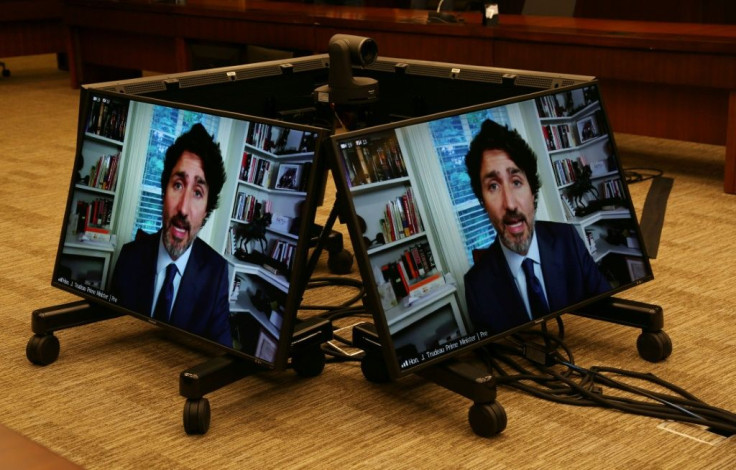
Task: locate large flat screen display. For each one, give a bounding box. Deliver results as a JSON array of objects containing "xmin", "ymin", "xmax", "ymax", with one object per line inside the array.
[
  {"xmin": 331, "ymin": 81, "xmax": 653, "ymax": 378},
  {"xmin": 52, "ymin": 89, "xmax": 328, "ymax": 369},
  {"xmin": 48, "ymin": 52, "xmax": 600, "ymax": 372}
]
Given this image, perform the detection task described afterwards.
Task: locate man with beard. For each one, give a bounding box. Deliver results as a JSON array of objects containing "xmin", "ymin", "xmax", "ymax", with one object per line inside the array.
[
  {"xmin": 463, "ymin": 119, "xmax": 610, "ymax": 335},
  {"xmin": 111, "ymin": 123, "xmax": 232, "ymax": 347}
]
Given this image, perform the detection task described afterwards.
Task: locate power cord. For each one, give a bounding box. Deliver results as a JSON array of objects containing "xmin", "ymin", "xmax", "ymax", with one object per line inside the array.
[
  {"xmin": 299, "ymin": 275, "xmax": 369, "ymax": 363},
  {"xmin": 480, "ymin": 327, "xmax": 736, "ymax": 436},
  {"xmin": 623, "ymin": 167, "xmax": 664, "ymax": 184},
  {"xmin": 299, "ymin": 276, "xmax": 365, "ymax": 314}
]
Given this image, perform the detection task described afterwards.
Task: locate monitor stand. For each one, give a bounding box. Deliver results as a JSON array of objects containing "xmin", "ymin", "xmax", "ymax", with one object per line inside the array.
[
  {"xmin": 25, "ymin": 196, "xmax": 352, "ymax": 435},
  {"xmin": 26, "ymin": 300, "xmax": 123, "ymax": 366},
  {"xmin": 570, "ymin": 297, "xmax": 672, "ymax": 362},
  {"xmin": 173, "ymin": 203, "xmax": 352, "ymax": 434},
  {"xmin": 352, "ymin": 322, "xmax": 507, "ymax": 437},
  {"xmin": 179, "ymin": 316, "xmax": 333, "ymax": 434},
  {"xmin": 349, "ymin": 297, "xmax": 671, "ymax": 438}
]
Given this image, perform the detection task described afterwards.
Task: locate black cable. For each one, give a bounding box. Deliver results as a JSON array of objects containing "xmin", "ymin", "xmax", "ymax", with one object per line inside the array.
[
  {"xmin": 545, "ymin": 365, "xmax": 736, "ymax": 434},
  {"xmin": 293, "ymin": 275, "xmax": 372, "ymax": 363},
  {"xmin": 623, "ymin": 167, "xmax": 664, "ymax": 184},
  {"xmin": 585, "ymin": 366, "xmax": 736, "ymax": 424},
  {"xmin": 559, "ymin": 360, "xmax": 705, "ymax": 421},
  {"xmin": 300, "ymin": 276, "xmax": 365, "ymax": 312},
  {"xmin": 481, "ymin": 331, "xmax": 736, "ymax": 435}
]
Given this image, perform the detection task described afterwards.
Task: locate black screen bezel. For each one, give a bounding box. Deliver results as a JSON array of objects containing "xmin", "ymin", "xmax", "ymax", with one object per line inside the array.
[
  {"xmin": 329, "ymin": 80, "xmax": 654, "ymax": 379},
  {"xmin": 52, "ymin": 88, "xmax": 331, "ymax": 370}
]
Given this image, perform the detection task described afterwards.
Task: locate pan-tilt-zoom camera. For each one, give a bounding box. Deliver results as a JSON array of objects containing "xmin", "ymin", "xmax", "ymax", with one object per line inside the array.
[{"xmin": 314, "ymin": 34, "xmax": 379, "ymax": 105}]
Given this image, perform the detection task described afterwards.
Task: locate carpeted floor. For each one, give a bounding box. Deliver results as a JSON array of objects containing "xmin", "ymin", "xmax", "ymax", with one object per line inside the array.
[{"xmin": 1, "ymin": 54, "xmax": 734, "ymax": 469}]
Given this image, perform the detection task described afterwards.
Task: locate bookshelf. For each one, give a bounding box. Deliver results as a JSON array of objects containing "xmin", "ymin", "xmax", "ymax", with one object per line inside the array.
[
  {"xmin": 339, "ymin": 131, "xmax": 466, "ymax": 342},
  {"xmin": 59, "ymin": 96, "xmax": 129, "ymax": 290},
  {"xmin": 534, "ymin": 87, "xmax": 644, "ymax": 280},
  {"xmin": 222, "ymin": 122, "xmax": 317, "ymax": 361}
]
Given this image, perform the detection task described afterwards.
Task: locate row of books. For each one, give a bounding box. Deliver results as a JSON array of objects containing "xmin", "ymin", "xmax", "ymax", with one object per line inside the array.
[
  {"xmin": 269, "ymin": 239, "xmax": 297, "ymax": 272},
  {"xmin": 552, "ymin": 157, "xmax": 584, "ymax": 187},
  {"xmin": 245, "ymin": 123, "xmax": 316, "ymax": 155},
  {"xmin": 542, "ymin": 123, "xmax": 578, "ymax": 152},
  {"xmin": 601, "ymin": 177, "xmax": 625, "ymax": 200},
  {"xmin": 226, "ymin": 226, "xmax": 241, "ymax": 256},
  {"xmin": 378, "ymin": 187, "xmax": 423, "ymax": 243},
  {"xmin": 86, "ymin": 153, "xmax": 120, "ymax": 192},
  {"xmin": 535, "ymin": 92, "xmax": 581, "ymax": 119},
  {"xmin": 535, "ymin": 87, "xmax": 599, "ymax": 119},
  {"xmin": 340, "ymin": 133, "xmax": 408, "ymax": 187},
  {"xmin": 240, "ymin": 152, "xmax": 310, "ymax": 192},
  {"xmin": 86, "ymin": 96, "xmax": 128, "ymax": 142},
  {"xmin": 232, "ymin": 192, "xmax": 272, "ymax": 224},
  {"xmin": 378, "ymin": 241, "xmax": 444, "ymax": 303},
  {"xmin": 240, "ymin": 152, "xmax": 276, "ymax": 188},
  {"xmin": 72, "ymin": 198, "xmax": 113, "ymax": 241}
]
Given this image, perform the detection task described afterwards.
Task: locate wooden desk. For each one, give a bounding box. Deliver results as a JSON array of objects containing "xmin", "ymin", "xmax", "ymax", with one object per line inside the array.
[
  {"xmin": 0, "ymin": 0, "xmax": 65, "ymax": 59},
  {"xmin": 62, "ymin": 0, "xmax": 493, "ymax": 85},
  {"xmin": 61, "ymin": 0, "xmax": 736, "ymax": 193},
  {"xmin": 486, "ymin": 15, "xmax": 736, "ymax": 194},
  {"xmin": 0, "ymin": 423, "xmax": 83, "ymax": 470}
]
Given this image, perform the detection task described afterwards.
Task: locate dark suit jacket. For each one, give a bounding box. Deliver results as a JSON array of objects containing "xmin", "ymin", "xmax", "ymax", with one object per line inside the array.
[
  {"xmin": 464, "ymin": 221, "xmax": 611, "ymax": 335},
  {"xmin": 110, "ymin": 231, "xmax": 232, "ymax": 347}
]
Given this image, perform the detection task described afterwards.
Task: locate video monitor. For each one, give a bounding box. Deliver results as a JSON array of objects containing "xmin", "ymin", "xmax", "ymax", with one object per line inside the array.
[
  {"xmin": 330, "ymin": 81, "xmax": 653, "ymax": 378},
  {"xmin": 52, "ymin": 88, "xmax": 329, "ymax": 369},
  {"xmin": 50, "ymin": 51, "xmax": 597, "ymax": 373}
]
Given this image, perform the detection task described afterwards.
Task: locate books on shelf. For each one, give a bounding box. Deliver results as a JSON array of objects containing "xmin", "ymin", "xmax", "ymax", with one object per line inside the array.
[
  {"xmin": 340, "ymin": 132, "xmax": 408, "ymax": 187},
  {"xmin": 87, "ymin": 153, "xmax": 120, "ymax": 191},
  {"xmin": 601, "ymin": 177, "xmax": 625, "ymax": 200},
  {"xmin": 535, "ymin": 86, "xmax": 599, "ymax": 119},
  {"xmin": 72, "ymin": 198, "xmax": 113, "ymax": 238},
  {"xmin": 240, "ymin": 151, "xmax": 311, "ymax": 192},
  {"xmin": 269, "ymin": 239, "xmax": 296, "ymax": 271},
  {"xmin": 552, "ymin": 155, "xmax": 612, "ymax": 188},
  {"xmin": 379, "ymin": 187, "xmax": 423, "ymax": 243},
  {"xmin": 560, "ymin": 195, "xmax": 577, "ymax": 221},
  {"xmin": 240, "ymin": 152, "xmax": 277, "ymax": 188},
  {"xmin": 86, "ymin": 96, "xmax": 129, "ymax": 142},
  {"xmin": 245, "ymin": 123, "xmax": 316, "ymax": 155},
  {"xmin": 378, "ymin": 241, "xmax": 442, "ymax": 301},
  {"xmin": 552, "ymin": 157, "xmax": 582, "ymax": 186},
  {"xmin": 542, "ymin": 123, "xmax": 578, "ymax": 152},
  {"xmin": 232, "ymin": 192, "xmax": 272, "ymax": 223}
]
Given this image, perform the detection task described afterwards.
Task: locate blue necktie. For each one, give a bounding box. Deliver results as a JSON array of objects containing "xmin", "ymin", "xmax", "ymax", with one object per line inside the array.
[
  {"xmin": 154, "ymin": 263, "xmax": 177, "ymax": 321},
  {"xmin": 522, "ymin": 258, "xmax": 549, "ymax": 319}
]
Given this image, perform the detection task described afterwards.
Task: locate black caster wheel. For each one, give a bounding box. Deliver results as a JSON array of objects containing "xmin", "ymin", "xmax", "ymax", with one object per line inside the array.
[
  {"xmin": 1, "ymin": 68, "xmax": 9, "ymax": 78},
  {"xmin": 291, "ymin": 346, "xmax": 326, "ymax": 378},
  {"xmin": 360, "ymin": 351, "xmax": 391, "ymax": 384},
  {"xmin": 637, "ymin": 330, "xmax": 672, "ymax": 362},
  {"xmin": 26, "ymin": 334, "xmax": 60, "ymax": 366},
  {"xmin": 183, "ymin": 398, "xmax": 210, "ymax": 435},
  {"xmin": 468, "ymin": 401, "xmax": 507, "ymax": 437}
]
